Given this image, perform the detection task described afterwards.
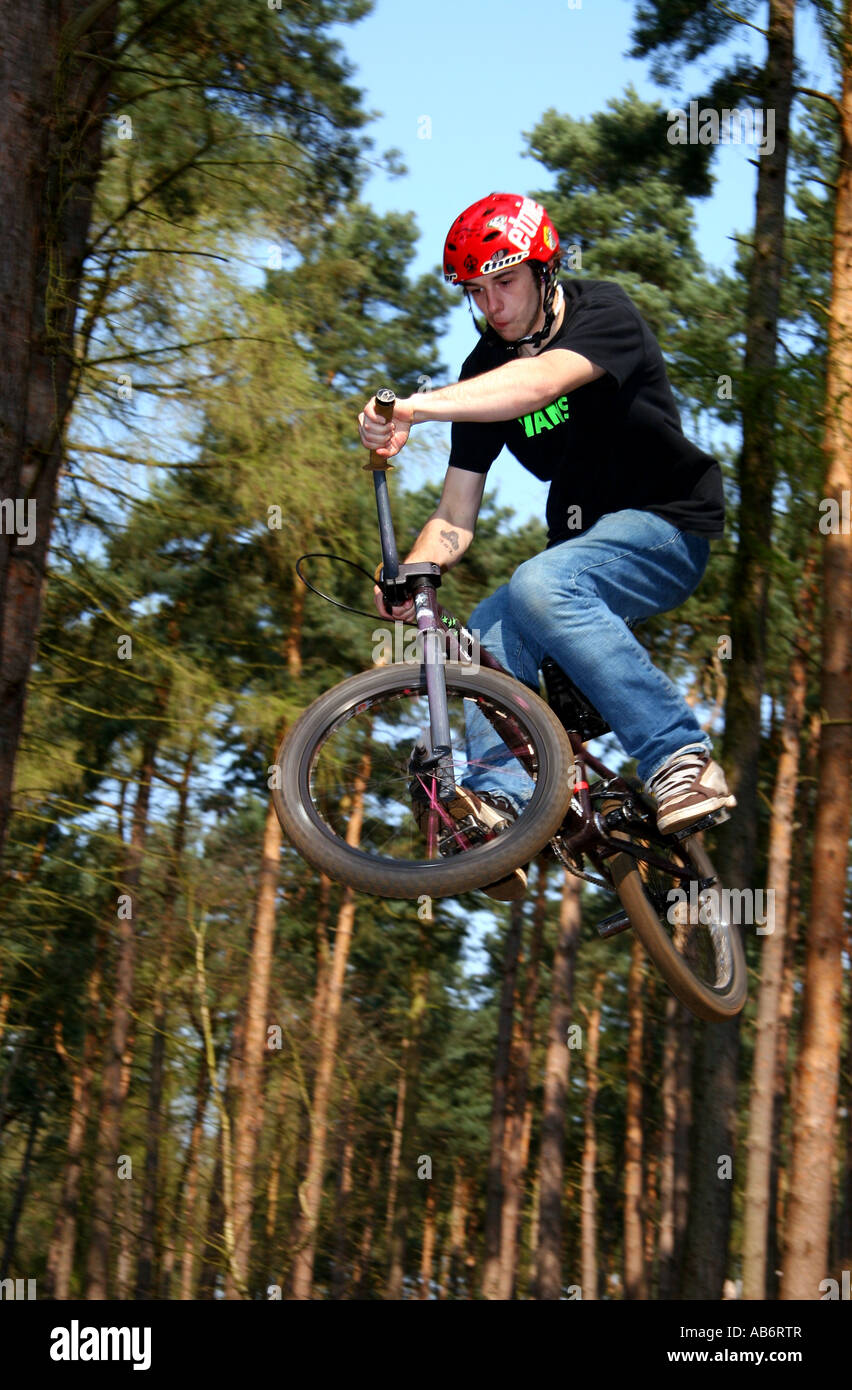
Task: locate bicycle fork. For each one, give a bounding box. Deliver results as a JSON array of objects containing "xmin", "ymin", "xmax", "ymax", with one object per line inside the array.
[
  {"xmin": 366, "ymin": 387, "xmax": 458, "ymax": 804},
  {"xmin": 410, "ymin": 576, "xmax": 457, "ymax": 803}
]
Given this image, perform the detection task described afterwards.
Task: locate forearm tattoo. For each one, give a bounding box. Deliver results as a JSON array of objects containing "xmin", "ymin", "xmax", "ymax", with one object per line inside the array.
[{"xmin": 439, "ymin": 528, "xmax": 460, "ymax": 556}]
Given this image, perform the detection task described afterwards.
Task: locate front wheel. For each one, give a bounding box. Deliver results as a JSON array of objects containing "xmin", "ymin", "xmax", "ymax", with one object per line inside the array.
[
  {"xmin": 609, "ymin": 834, "xmax": 747, "ymax": 1021},
  {"xmin": 272, "ymin": 661, "xmax": 574, "ymax": 898}
]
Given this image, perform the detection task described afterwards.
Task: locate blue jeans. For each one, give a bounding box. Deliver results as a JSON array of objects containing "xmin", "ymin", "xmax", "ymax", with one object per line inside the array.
[{"xmin": 462, "ymin": 509, "xmax": 712, "ymax": 811}]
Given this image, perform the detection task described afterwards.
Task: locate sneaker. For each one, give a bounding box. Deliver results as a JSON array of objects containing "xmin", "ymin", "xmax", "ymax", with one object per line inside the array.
[
  {"xmin": 409, "ymin": 771, "xmax": 528, "ymax": 901},
  {"xmin": 646, "ymin": 745, "xmax": 736, "ymax": 836}
]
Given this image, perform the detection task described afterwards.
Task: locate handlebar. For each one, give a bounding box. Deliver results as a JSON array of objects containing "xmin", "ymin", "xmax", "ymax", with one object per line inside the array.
[{"xmin": 365, "ymin": 387, "xmax": 444, "ymax": 607}]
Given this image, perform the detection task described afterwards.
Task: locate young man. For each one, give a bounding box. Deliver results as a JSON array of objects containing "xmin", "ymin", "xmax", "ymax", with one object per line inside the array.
[{"xmin": 358, "ymin": 191, "xmax": 734, "ymax": 900}]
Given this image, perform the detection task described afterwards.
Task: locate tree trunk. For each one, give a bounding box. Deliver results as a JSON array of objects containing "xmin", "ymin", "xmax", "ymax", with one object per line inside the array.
[
  {"xmin": 196, "ymin": 1140, "xmax": 225, "ymax": 1301},
  {"xmin": 624, "ymin": 936, "xmax": 647, "ymax": 1299},
  {"xmin": 658, "ymin": 994, "xmax": 693, "ymax": 1300},
  {"xmin": 684, "ymin": 0, "xmax": 795, "ymax": 1298},
  {"xmin": 45, "ymin": 1052, "xmax": 92, "ymax": 1299},
  {"xmin": 310, "ymin": 873, "xmax": 333, "ymax": 1039},
  {"xmin": 196, "ymin": 1005, "xmax": 246, "ymax": 1300},
  {"xmin": 642, "ymin": 972, "xmax": 658, "ymax": 1291},
  {"xmin": 170, "ymin": 1058, "xmax": 210, "ymax": 1301},
  {"xmin": 383, "ymin": 1044, "xmax": 409, "ymax": 1258},
  {"xmin": 498, "ymin": 861, "xmax": 547, "ymax": 1299},
  {"xmin": 0, "ymin": 0, "xmax": 118, "ymax": 859},
  {"xmin": 580, "ymin": 971, "xmax": 605, "ymax": 1301},
  {"xmin": 226, "ymin": 796, "xmax": 283, "ymax": 1298},
  {"xmin": 517, "ymin": 1090, "xmax": 537, "ymax": 1294},
  {"xmin": 481, "ymin": 900, "xmax": 525, "ymax": 1300},
  {"xmin": 782, "ymin": 14, "xmax": 852, "ymax": 1294},
  {"xmin": 45, "ymin": 921, "xmax": 107, "ymax": 1299},
  {"xmin": 85, "ymin": 726, "xmax": 158, "ymax": 1299},
  {"xmin": 525, "ymin": 1168, "xmax": 541, "ymax": 1298},
  {"xmin": 386, "ymin": 955, "xmax": 429, "ymax": 1301},
  {"xmin": 742, "ymin": 607, "xmax": 810, "ymax": 1298},
  {"xmin": 113, "ymin": 1017, "xmax": 137, "ymax": 1300},
  {"xmin": 0, "ymin": 1102, "xmax": 40, "ymax": 1278},
  {"xmin": 262, "ymin": 1069, "xmax": 292, "ymax": 1297},
  {"xmin": 330, "ymin": 1095, "xmax": 356, "ymax": 1299},
  {"xmin": 350, "ymin": 1160, "xmax": 381, "ymax": 1300},
  {"xmin": 115, "ymin": 1180, "xmax": 135, "ymax": 1300},
  {"xmin": 672, "ymin": 1005, "xmax": 694, "ymax": 1298},
  {"xmin": 768, "ymin": 882, "xmax": 802, "ymax": 1295},
  {"xmin": 419, "ymin": 1181, "xmax": 438, "ymax": 1300},
  {"xmin": 834, "ymin": 975, "xmax": 852, "ymax": 1269},
  {"xmin": 644, "ymin": 1149, "xmax": 659, "ymax": 1289},
  {"xmin": 718, "ymin": 0, "xmax": 795, "ymax": 886},
  {"xmin": 228, "ymin": 585, "xmax": 304, "ymax": 1296},
  {"xmin": 290, "ymin": 751, "xmax": 369, "ymax": 1300},
  {"xmin": 0, "ymin": 1038, "xmax": 25, "ymax": 1142},
  {"xmin": 440, "ymin": 1158, "xmax": 469, "ymax": 1300},
  {"xmin": 136, "ymin": 743, "xmax": 195, "ymax": 1298},
  {"xmin": 767, "ymin": 713, "xmax": 815, "ymax": 1292}
]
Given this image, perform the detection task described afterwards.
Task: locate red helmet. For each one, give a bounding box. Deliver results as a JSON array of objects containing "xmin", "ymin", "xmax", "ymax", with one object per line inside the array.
[{"xmin": 443, "ymin": 192, "xmax": 559, "ymax": 284}]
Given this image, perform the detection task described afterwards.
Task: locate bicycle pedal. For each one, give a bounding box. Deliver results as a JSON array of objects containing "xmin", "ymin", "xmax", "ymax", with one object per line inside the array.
[
  {"xmin": 596, "ymin": 908, "xmax": 632, "ymax": 939},
  {"xmin": 437, "ymin": 812, "xmax": 494, "ymax": 856},
  {"xmin": 671, "ymin": 807, "xmax": 731, "ymax": 841},
  {"xmin": 602, "ymin": 797, "xmax": 652, "ymax": 831}
]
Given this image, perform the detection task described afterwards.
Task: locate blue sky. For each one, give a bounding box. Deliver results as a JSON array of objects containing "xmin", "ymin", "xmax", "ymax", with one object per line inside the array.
[{"xmin": 334, "ymin": 0, "xmax": 833, "ymax": 518}]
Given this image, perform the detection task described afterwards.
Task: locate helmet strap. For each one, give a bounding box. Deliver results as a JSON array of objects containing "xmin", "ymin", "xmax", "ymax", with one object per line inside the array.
[
  {"xmin": 464, "ymin": 257, "xmax": 562, "ymax": 352},
  {"xmin": 510, "ymin": 259, "xmax": 562, "ymax": 350}
]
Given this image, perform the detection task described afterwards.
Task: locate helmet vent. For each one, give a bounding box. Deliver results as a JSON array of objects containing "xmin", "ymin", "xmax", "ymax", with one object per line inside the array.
[
  {"xmin": 446, "ymin": 241, "xmax": 456, "ymax": 251},
  {"xmin": 482, "ymin": 230, "xmax": 499, "ymax": 242}
]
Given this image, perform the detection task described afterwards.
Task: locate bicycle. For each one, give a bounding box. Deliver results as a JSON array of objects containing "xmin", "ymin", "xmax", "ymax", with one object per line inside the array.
[{"xmin": 272, "ymin": 390, "xmax": 747, "ymax": 1022}]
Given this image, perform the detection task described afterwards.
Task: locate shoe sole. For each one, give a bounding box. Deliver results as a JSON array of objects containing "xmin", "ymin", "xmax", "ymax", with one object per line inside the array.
[
  {"xmin": 447, "ymin": 786, "xmax": 512, "ymax": 833},
  {"xmin": 483, "ymin": 867, "xmax": 528, "ymax": 902}
]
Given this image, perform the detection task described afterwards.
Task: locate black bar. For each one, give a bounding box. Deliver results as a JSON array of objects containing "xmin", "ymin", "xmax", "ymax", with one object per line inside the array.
[{"xmin": 373, "ymin": 471, "xmax": 399, "ymax": 579}]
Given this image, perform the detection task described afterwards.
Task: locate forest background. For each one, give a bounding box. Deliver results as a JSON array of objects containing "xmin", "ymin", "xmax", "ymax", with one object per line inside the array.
[{"xmin": 0, "ymin": 0, "xmax": 849, "ymax": 1304}]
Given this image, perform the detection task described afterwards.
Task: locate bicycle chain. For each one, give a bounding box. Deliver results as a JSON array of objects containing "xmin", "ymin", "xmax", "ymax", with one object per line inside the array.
[{"xmin": 548, "ymin": 836, "xmax": 611, "ymax": 890}]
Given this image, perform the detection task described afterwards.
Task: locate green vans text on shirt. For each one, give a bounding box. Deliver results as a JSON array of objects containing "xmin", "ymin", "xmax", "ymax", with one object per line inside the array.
[{"xmin": 518, "ymin": 395, "xmax": 571, "ymax": 437}]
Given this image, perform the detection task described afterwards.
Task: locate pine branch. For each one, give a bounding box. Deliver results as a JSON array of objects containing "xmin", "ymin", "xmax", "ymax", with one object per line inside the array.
[
  {"xmin": 60, "ymin": 0, "xmax": 120, "ymax": 51},
  {"xmin": 84, "ymin": 332, "xmax": 292, "ymax": 365},
  {"xmin": 795, "ymin": 86, "xmax": 844, "ymax": 120},
  {"xmin": 87, "ymin": 137, "xmax": 218, "ymax": 257},
  {"xmin": 712, "ymin": 4, "xmax": 768, "ymax": 38}
]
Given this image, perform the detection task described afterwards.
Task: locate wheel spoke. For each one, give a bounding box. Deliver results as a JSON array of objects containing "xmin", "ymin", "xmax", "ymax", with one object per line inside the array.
[{"xmin": 305, "ymin": 681, "xmax": 539, "ymax": 866}]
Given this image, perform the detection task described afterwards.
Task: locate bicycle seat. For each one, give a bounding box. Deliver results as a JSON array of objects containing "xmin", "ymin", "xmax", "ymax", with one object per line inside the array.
[{"xmin": 541, "ymin": 657, "xmax": 611, "ymax": 742}]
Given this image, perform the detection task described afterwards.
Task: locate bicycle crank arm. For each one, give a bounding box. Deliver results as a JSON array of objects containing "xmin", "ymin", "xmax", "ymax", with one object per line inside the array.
[{"xmin": 596, "ymin": 908, "xmax": 633, "ymax": 939}]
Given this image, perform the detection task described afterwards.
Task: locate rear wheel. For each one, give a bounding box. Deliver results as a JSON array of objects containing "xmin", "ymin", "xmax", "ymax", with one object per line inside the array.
[
  {"xmin": 272, "ymin": 661, "xmax": 574, "ymax": 898},
  {"xmin": 603, "ymin": 790, "xmax": 747, "ymax": 1020}
]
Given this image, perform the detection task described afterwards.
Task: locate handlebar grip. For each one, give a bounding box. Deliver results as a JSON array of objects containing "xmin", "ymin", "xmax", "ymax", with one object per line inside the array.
[
  {"xmin": 374, "ymin": 387, "xmax": 395, "ymax": 421},
  {"xmin": 364, "ymin": 387, "xmax": 397, "ymax": 472}
]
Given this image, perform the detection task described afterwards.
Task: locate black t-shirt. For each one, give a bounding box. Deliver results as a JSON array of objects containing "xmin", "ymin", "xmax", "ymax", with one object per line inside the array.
[{"xmin": 447, "ymin": 278, "xmax": 725, "ymax": 545}]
